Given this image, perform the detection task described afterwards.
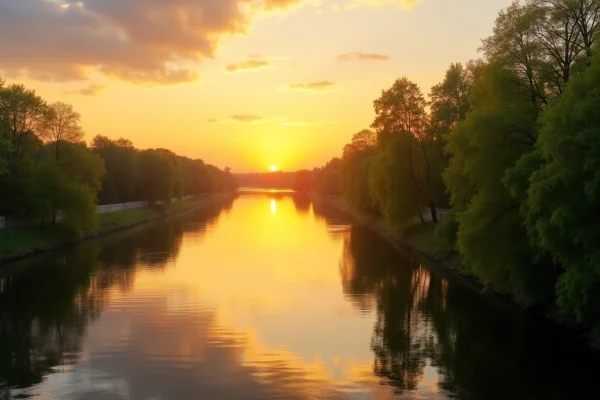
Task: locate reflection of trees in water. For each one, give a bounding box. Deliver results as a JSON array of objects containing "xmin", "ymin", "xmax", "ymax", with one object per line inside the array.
[
  {"xmin": 311, "ymin": 201, "xmax": 347, "ymax": 225},
  {"xmin": 0, "ymin": 200, "xmax": 233, "ymax": 398},
  {"xmin": 312, "ymin": 201, "xmax": 352, "ymax": 241},
  {"xmin": 291, "ymin": 194, "xmax": 311, "ymax": 214},
  {"xmin": 0, "ymin": 245, "xmax": 102, "ymax": 395},
  {"xmin": 340, "ymin": 225, "xmax": 600, "ymax": 399},
  {"xmin": 339, "ymin": 225, "xmax": 435, "ymax": 392}
]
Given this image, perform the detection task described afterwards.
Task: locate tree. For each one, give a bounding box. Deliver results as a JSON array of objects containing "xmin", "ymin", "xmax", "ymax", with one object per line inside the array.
[
  {"xmin": 33, "ymin": 160, "xmax": 99, "ymax": 233},
  {"xmin": 371, "ymin": 78, "xmax": 428, "ymax": 144},
  {"xmin": 316, "ymin": 168, "xmax": 341, "ymax": 196},
  {"xmin": 293, "ymin": 170, "xmax": 312, "ymax": 193},
  {"xmin": 41, "ymin": 102, "xmax": 84, "ymax": 161},
  {"xmin": 535, "ymin": 0, "xmax": 600, "ymax": 58},
  {"xmin": 0, "ymin": 137, "xmax": 9, "ymax": 177},
  {"xmin": 515, "ymin": 45, "xmax": 600, "ymax": 322},
  {"xmin": 91, "ymin": 135, "xmax": 138, "ymax": 204},
  {"xmin": 444, "ymin": 62, "xmax": 555, "ymax": 304},
  {"xmin": 0, "ymin": 84, "xmax": 47, "ymax": 162},
  {"xmin": 138, "ymin": 150, "xmax": 176, "ymax": 204},
  {"xmin": 369, "ymin": 134, "xmax": 429, "ymax": 227},
  {"xmin": 371, "ymin": 78, "xmax": 445, "ymax": 223},
  {"xmin": 55, "ymin": 142, "xmax": 105, "ymax": 198},
  {"xmin": 482, "ymin": 1, "xmax": 599, "ymax": 106},
  {"xmin": 341, "ymin": 130, "xmax": 378, "ymax": 213},
  {"xmin": 429, "ymin": 61, "xmax": 482, "ymax": 137}
]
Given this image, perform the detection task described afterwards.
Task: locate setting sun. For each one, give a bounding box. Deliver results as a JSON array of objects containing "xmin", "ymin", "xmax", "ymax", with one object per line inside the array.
[{"xmin": 270, "ymin": 165, "xmax": 278, "ymax": 172}]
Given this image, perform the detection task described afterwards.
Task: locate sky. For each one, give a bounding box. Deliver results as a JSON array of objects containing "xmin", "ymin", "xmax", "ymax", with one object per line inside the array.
[{"xmin": 0, "ymin": 0, "xmax": 508, "ymax": 172}]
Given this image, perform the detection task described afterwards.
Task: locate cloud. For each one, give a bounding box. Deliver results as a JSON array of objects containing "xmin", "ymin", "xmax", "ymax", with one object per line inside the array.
[
  {"xmin": 65, "ymin": 83, "xmax": 106, "ymax": 96},
  {"xmin": 225, "ymin": 59, "xmax": 271, "ymax": 73},
  {"xmin": 0, "ymin": 0, "xmax": 305, "ymax": 84},
  {"xmin": 284, "ymin": 81, "xmax": 336, "ymax": 92},
  {"xmin": 206, "ymin": 115, "xmax": 335, "ymax": 125},
  {"xmin": 207, "ymin": 115, "xmax": 267, "ymax": 124},
  {"xmin": 349, "ymin": 0, "xmax": 422, "ymax": 9},
  {"xmin": 337, "ymin": 52, "xmax": 390, "ymax": 61},
  {"xmin": 230, "ymin": 114, "xmax": 264, "ymax": 123}
]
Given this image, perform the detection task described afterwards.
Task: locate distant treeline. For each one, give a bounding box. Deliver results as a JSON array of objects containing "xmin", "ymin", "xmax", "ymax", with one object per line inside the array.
[
  {"xmin": 236, "ymin": 171, "xmax": 297, "ymax": 189},
  {"xmin": 0, "ymin": 79, "xmax": 237, "ymax": 234},
  {"xmin": 298, "ymin": 1, "xmax": 600, "ymax": 333}
]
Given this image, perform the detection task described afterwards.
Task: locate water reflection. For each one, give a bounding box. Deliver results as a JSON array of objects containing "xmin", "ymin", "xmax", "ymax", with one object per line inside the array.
[
  {"xmin": 0, "ymin": 194, "xmax": 598, "ymax": 400},
  {"xmin": 291, "ymin": 195, "xmax": 311, "ymax": 215}
]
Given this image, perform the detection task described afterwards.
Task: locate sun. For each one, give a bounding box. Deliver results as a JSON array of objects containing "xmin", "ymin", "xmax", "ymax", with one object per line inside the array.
[{"xmin": 270, "ymin": 164, "xmax": 278, "ymax": 172}]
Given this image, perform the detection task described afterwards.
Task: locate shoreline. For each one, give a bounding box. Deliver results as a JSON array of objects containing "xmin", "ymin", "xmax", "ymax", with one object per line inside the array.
[
  {"xmin": 308, "ymin": 191, "xmax": 599, "ymax": 348},
  {"xmin": 0, "ymin": 193, "xmax": 232, "ymax": 266}
]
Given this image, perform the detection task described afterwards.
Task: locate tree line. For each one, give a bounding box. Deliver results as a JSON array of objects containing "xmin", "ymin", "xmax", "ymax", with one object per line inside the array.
[
  {"xmin": 0, "ymin": 79, "xmax": 236, "ymax": 234},
  {"xmin": 306, "ymin": 0, "xmax": 600, "ymax": 331}
]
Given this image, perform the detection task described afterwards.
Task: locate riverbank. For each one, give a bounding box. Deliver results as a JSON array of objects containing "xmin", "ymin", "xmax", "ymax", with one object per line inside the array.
[
  {"xmin": 310, "ymin": 193, "xmax": 461, "ymax": 270},
  {"xmin": 0, "ymin": 193, "xmax": 231, "ymax": 265}
]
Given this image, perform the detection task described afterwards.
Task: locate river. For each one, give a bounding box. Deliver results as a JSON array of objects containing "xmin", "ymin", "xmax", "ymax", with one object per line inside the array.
[{"xmin": 0, "ymin": 191, "xmax": 598, "ymax": 400}]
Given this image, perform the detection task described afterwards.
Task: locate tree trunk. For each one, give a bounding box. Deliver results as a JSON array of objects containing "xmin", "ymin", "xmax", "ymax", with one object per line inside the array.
[
  {"xmin": 429, "ymin": 202, "xmax": 438, "ymax": 223},
  {"xmin": 52, "ymin": 213, "xmax": 56, "ymax": 225},
  {"xmin": 416, "ymin": 206, "xmax": 425, "ymax": 225}
]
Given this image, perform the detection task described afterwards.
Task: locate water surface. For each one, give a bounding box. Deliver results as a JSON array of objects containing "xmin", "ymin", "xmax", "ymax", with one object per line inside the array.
[{"xmin": 0, "ymin": 192, "xmax": 598, "ymax": 399}]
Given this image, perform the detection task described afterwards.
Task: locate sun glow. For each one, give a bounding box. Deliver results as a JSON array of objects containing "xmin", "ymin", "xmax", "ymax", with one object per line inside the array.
[{"xmin": 270, "ymin": 165, "xmax": 278, "ymax": 172}]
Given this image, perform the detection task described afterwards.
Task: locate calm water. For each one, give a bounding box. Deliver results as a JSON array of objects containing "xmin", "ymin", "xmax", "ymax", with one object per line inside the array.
[{"xmin": 0, "ymin": 192, "xmax": 598, "ymax": 400}]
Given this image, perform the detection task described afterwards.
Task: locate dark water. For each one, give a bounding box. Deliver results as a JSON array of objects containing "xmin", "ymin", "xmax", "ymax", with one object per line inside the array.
[{"xmin": 0, "ymin": 192, "xmax": 598, "ymax": 400}]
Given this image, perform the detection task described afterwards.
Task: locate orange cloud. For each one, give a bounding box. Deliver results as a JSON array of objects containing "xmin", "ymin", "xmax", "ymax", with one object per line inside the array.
[
  {"xmin": 337, "ymin": 52, "xmax": 390, "ymax": 61},
  {"xmin": 0, "ymin": 0, "xmax": 307, "ymax": 84},
  {"xmin": 207, "ymin": 115, "xmax": 267, "ymax": 124},
  {"xmin": 231, "ymin": 115, "xmax": 264, "ymax": 123},
  {"xmin": 225, "ymin": 59, "xmax": 272, "ymax": 73},
  {"xmin": 285, "ymin": 81, "xmax": 336, "ymax": 92}
]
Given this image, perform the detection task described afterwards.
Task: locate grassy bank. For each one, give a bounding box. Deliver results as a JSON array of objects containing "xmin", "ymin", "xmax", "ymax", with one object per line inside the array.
[
  {"xmin": 313, "ymin": 193, "xmax": 460, "ymax": 271},
  {"xmin": 0, "ymin": 195, "xmax": 226, "ymax": 264}
]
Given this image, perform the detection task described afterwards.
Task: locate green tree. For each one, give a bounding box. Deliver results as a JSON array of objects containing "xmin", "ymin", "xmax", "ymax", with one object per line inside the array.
[
  {"xmin": 429, "ymin": 61, "xmax": 482, "ymax": 137},
  {"xmin": 444, "ymin": 62, "xmax": 555, "ymax": 303},
  {"xmin": 0, "ymin": 84, "xmax": 47, "ymax": 162},
  {"xmin": 369, "ymin": 135, "xmax": 427, "ymax": 227},
  {"xmin": 55, "ymin": 142, "xmax": 105, "ymax": 197},
  {"xmin": 0, "ymin": 137, "xmax": 9, "ymax": 177},
  {"xmin": 138, "ymin": 150, "xmax": 176, "ymax": 204},
  {"xmin": 370, "ymin": 78, "xmax": 445, "ymax": 223},
  {"xmin": 371, "ymin": 78, "xmax": 428, "ymax": 145},
  {"xmin": 91, "ymin": 136, "xmax": 139, "ymax": 204},
  {"xmin": 341, "ymin": 129, "xmax": 378, "ymax": 213},
  {"xmin": 33, "ymin": 161, "xmax": 99, "ymax": 233},
  {"xmin": 41, "ymin": 102, "xmax": 84, "ymax": 161},
  {"xmin": 516, "ymin": 46, "xmax": 600, "ymax": 322}
]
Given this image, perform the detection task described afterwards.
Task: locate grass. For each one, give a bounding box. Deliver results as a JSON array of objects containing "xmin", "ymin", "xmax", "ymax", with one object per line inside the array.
[
  {"xmin": 0, "ymin": 226, "xmax": 74, "ymax": 259},
  {"xmin": 0, "ymin": 198, "xmax": 203, "ymax": 261},
  {"xmin": 98, "ymin": 206, "xmax": 162, "ymax": 231},
  {"xmin": 402, "ymin": 222, "xmax": 451, "ymax": 257}
]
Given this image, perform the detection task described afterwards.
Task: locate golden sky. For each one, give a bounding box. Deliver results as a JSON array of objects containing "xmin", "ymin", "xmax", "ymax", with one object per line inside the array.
[{"xmin": 0, "ymin": 0, "xmax": 508, "ymax": 172}]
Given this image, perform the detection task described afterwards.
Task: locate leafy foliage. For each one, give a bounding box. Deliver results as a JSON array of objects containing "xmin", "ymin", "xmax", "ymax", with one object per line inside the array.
[{"xmin": 519, "ymin": 46, "xmax": 600, "ymax": 321}]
